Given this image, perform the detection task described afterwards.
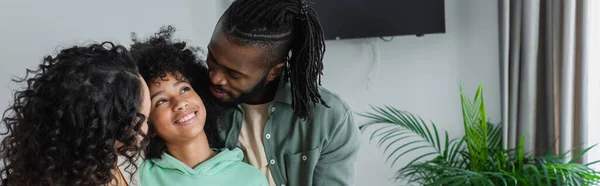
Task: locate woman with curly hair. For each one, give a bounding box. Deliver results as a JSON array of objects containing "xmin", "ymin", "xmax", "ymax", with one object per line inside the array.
[
  {"xmin": 0, "ymin": 42, "xmax": 151, "ymax": 186},
  {"xmin": 130, "ymin": 26, "xmax": 267, "ymax": 186}
]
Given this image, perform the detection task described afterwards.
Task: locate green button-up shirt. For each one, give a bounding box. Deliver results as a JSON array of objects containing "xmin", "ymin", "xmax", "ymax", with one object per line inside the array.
[{"xmin": 215, "ymin": 80, "xmax": 361, "ymax": 186}]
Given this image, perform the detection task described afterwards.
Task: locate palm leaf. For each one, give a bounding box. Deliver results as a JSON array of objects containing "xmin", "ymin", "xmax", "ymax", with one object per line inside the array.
[
  {"xmin": 460, "ymin": 84, "xmax": 489, "ymax": 171},
  {"xmin": 359, "ymin": 84, "xmax": 600, "ymax": 185},
  {"xmin": 358, "ymin": 105, "xmax": 462, "ymax": 169}
]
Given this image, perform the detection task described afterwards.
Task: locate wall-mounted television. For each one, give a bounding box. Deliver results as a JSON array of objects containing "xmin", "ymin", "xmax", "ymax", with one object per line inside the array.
[{"xmin": 312, "ymin": 0, "xmax": 446, "ymax": 40}]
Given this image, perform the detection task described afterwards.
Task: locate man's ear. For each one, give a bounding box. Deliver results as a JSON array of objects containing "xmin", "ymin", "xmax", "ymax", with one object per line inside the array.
[{"xmin": 267, "ymin": 62, "xmax": 285, "ymax": 82}]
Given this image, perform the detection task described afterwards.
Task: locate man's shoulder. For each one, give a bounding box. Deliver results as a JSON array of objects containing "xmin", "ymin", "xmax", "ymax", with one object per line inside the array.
[
  {"xmin": 305, "ymin": 86, "xmax": 353, "ymax": 130},
  {"xmin": 275, "ymin": 81, "xmax": 351, "ymax": 119},
  {"xmin": 314, "ymin": 86, "xmax": 351, "ymax": 115}
]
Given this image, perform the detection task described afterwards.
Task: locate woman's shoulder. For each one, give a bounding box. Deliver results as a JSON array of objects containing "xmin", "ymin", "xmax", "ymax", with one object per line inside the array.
[{"xmin": 117, "ymin": 156, "xmax": 144, "ymax": 186}]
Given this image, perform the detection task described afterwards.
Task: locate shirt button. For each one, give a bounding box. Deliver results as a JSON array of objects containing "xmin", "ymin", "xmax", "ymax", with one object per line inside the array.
[
  {"xmin": 271, "ymin": 107, "xmax": 276, "ymax": 112},
  {"xmin": 265, "ymin": 133, "xmax": 271, "ymax": 139},
  {"xmin": 302, "ymin": 155, "xmax": 307, "ymax": 161},
  {"xmin": 270, "ymin": 159, "xmax": 276, "ymax": 165}
]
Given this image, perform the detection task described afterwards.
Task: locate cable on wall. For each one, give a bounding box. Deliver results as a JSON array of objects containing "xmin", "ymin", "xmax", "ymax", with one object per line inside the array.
[{"xmin": 366, "ymin": 38, "xmax": 380, "ymax": 90}]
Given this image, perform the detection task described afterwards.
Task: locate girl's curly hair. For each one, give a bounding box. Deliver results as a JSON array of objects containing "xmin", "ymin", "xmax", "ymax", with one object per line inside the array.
[
  {"xmin": 130, "ymin": 26, "xmax": 224, "ymax": 159},
  {"xmin": 0, "ymin": 42, "xmax": 148, "ymax": 186}
]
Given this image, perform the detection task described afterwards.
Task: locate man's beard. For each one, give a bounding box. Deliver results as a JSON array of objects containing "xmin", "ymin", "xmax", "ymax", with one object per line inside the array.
[
  {"xmin": 233, "ymin": 75, "xmax": 269, "ymax": 104},
  {"xmin": 213, "ymin": 74, "xmax": 270, "ymax": 107}
]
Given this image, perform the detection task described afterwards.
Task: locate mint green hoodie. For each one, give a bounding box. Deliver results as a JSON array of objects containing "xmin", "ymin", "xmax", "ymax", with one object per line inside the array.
[{"xmin": 140, "ymin": 148, "xmax": 268, "ymax": 186}]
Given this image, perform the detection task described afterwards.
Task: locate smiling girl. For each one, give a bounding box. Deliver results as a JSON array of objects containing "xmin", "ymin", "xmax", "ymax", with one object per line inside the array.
[{"xmin": 130, "ymin": 26, "xmax": 267, "ymax": 186}]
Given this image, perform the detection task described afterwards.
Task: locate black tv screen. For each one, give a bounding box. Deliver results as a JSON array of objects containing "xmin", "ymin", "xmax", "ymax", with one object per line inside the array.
[{"xmin": 312, "ymin": 0, "xmax": 446, "ymax": 40}]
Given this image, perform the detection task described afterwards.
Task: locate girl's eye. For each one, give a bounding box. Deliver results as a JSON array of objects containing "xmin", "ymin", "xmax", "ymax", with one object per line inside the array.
[
  {"xmin": 155, "ymin": 99, "xmax": 166, "ymax": 107},
  {"xmin": 181, "ymin": 86, "xmax": 191, "ymax": 93}
]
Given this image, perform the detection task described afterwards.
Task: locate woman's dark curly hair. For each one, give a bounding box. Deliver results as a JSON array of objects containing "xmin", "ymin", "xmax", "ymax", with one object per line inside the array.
[
  {"xmin": 0, "ymin": 42, "xmax": 148, "ymax": 186},
  {"xmin": 130, "ymin": 26, "xmax": 223, "ymax": 159}
]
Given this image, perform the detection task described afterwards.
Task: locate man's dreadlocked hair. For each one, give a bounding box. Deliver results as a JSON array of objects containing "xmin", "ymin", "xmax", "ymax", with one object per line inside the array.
[{"xmin": 221, "ymin": 0, "xmax": 328, "ymax": 119}]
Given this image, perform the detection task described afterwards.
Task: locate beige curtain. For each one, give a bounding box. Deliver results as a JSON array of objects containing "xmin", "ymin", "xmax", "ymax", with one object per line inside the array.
[{"xmin": 499, "ymin": 0, "xmax": 591, "ymax": 160}]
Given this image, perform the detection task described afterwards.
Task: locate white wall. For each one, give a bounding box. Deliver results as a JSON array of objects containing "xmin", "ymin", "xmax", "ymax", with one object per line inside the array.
[
  {"xmin": 1, "ymin": 0, "xmax": 501, "ymax": 185},
  {"xmin": 318, "ymin": 1, "xmax": 501, "ymax": 186},
  {"xmin": 585, "ymin": 0, "xmax": 600, "ymax": 171},
  {"xmin": 0, "ymin": 0, "xmax": 217, "ymax": 109}
]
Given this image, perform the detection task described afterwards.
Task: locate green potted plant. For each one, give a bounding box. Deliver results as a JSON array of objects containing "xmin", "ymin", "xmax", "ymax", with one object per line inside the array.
[{"xmin": 359, "ymin": 84, "xmax": 600, "ymax": 186}]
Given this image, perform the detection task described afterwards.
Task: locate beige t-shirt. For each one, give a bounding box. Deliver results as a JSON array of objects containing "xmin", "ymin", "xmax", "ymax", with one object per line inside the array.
[{"xmin": 237, "ymin": 102, "xmax": 276, "ymax": 186}]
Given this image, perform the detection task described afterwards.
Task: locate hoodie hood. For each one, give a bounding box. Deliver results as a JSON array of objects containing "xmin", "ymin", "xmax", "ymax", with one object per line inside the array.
[{"xmin": 150, "ymin": 148, "xmax": 244, "ymax": 176}]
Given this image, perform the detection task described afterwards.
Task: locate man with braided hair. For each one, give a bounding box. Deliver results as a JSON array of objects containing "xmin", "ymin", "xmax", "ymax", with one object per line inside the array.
[{"xmin": 205, "ymin": 0, "xmax": 361, "ymax": 185}]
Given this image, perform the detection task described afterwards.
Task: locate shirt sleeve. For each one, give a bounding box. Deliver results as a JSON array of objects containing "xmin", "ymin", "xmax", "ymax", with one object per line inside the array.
[{"xmin": 313, "ymin": 109, "xmax": 362, "ymax": 186}]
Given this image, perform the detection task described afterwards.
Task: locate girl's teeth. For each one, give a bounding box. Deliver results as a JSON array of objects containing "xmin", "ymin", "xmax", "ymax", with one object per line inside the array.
[{"xmin": 177, "ymin": 113, "xmax": 195, "ymax": 123}]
